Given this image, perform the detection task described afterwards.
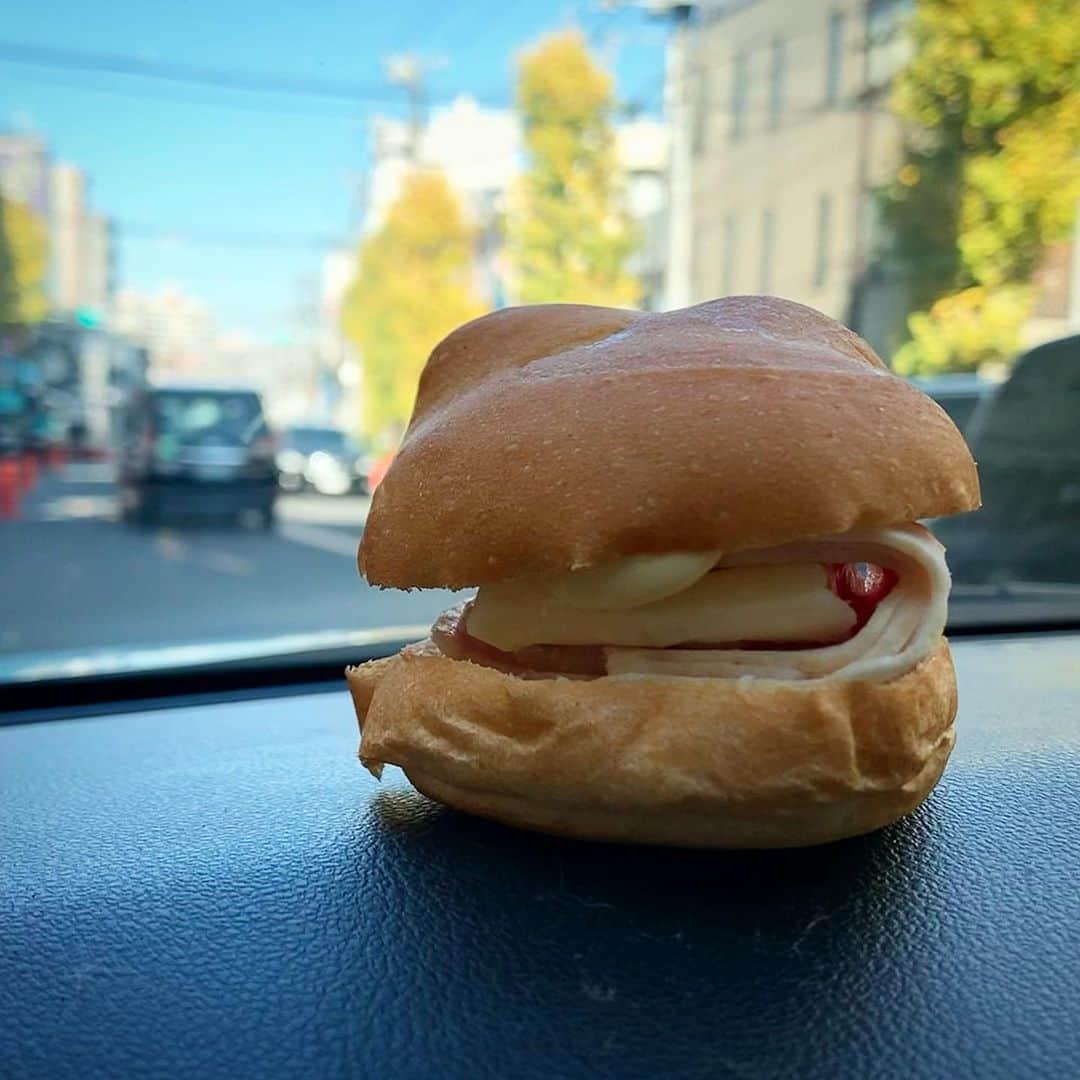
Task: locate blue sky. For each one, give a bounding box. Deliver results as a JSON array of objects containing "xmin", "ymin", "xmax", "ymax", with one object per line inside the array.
[{"xmin": 4, "ymin": 1, "xmax": 667, "ymax": 340}]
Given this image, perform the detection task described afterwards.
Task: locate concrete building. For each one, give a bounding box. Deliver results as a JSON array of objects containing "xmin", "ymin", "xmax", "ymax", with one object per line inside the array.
[
  {"xmin": 618, "ymin": 118, "xmax": 670, "ymax": 312},
  {"xmin": 111, "ymin": 285, "xmax": 217, "ymax": 377},
  {"xmin": 49, "ymin": 164, "xmax": 88, "ymax": 313},
  {"xmin": 110, "ymin": 284, "xmax": 339, "ymax": 430},
  {"xmin": 365, "ymin": 95, "xmax": 520, "ymax": 237},
  {"xmin": 0, "ymin": 136, "xmax": 115, "ymax": 317},
  {"xmin": 363, "ymin": 95, "xmax": 670, "ymax": 310},
  {"xmin": 686, "ymin": 0, "xmax": 913, "ymax": 351},
  {"xmin": 48, "ymin": 164, "xmax": 114, "ymax": 316},
  {"xmin": 0, "ymin": 133, "xmax": 51, "ymax": 214},
  {"xmin": 684, "ymin": 0, "xmax": 1078, "ymax": 355},
  {"xmin": 315, "ymin": 248, "xmax": 362, "ymax": 431},
  {"xmin": 81, "ymin": 213, "xmax": 114, "ymax": 313}
]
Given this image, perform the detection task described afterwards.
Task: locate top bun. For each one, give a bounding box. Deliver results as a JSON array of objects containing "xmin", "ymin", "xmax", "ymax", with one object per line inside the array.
[{"xmin": 360, "ymin": 296, "xmax": 980, "ymax": 589}]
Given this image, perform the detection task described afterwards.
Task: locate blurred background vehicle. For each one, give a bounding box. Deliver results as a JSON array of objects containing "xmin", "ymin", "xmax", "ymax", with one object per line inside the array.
[
  {"xmin": 909, "ymin": 373, "xmax": 998, "ymax": 436},
  {"xmin": 117, "ymin": 385, "xmax": 278, "ymax": 528},
  {"xmin": 277, "ymin": 425, "xmax": 370, "ymax": 496},
  {"xmin": 935, "ymin": 335, "xmax": 1080, "ymax": 585}
]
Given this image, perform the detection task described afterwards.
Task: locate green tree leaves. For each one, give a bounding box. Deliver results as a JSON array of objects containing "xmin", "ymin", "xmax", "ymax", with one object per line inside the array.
[
  {"xmin": 0, "ymin": 193, "xmax": 49, "ymax": 327},
  {"xmin": 882, "ymin": 0, "xmax": 1080, "ymax": 373},
  {"xmin": 340, "ymin": 171, "xmax": 484, "ymax": 447},
  {"xmin": 508, "ymin": 31, "xmax": 640, "ymax": 308}
]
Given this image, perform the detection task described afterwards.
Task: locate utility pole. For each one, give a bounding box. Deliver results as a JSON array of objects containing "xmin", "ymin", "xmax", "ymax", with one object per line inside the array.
[
  {"xmin": 385, "ymin": 54, "xmax": 428, "ymax": 162},
  {"xmin": 653, "ymin": 2, "xmax": 696, "ymax": 310},
  {"xmin": 846, "ymin": 0, "xmax": 876, "ymax": 336},
  {"xmin": 598, "ymin": 1, "xmax": 698, "ymax": 309}
]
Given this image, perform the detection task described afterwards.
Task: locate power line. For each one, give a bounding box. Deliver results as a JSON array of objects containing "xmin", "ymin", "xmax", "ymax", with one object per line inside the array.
[
  {"xmin": 5, "ymin": 67, "xmax": 370, "ymax": 118},
  {"xmin": 0, "ymin": 39, "xmax": 507, "ymax": 108},
  {"xmin": 120, "ymin": 221, "xmax": 352, "ymax": 252},
  {"xmin": 46, "ymin": 213, "xmax": 352, "ymax": 252}
]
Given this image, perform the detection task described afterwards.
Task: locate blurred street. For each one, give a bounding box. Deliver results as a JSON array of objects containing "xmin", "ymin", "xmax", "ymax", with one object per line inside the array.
[{"xmin": 0, "ymin": 462, "xmax": 457, "ymax": 670}]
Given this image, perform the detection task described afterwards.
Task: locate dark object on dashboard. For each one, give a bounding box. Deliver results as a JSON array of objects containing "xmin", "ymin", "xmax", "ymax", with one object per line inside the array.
[{"xmin": 3, "ymin": 634, "xmax": 1079, "ymax": 1078}]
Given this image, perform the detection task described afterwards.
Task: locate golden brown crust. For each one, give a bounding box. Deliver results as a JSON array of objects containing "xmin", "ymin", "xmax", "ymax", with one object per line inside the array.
[
  {"xmin": 360, "ymin": 296, "xmax": 980, "ymax": 589},
  {"xmin": 345, "ymin": 638, "xmax": 958, "ymax": 848}
]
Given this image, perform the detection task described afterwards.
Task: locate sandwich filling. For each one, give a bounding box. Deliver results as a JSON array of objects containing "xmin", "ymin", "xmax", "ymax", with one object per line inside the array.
[{"xmin": 431, "ymin": 523, "xmax": 949, "ymax": 683}]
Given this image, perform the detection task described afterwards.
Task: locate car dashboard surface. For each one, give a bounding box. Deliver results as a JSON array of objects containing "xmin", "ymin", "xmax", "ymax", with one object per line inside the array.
[{"xmin": 3, "ymin": 633, "xmax": 1080, "ymax": 1079}]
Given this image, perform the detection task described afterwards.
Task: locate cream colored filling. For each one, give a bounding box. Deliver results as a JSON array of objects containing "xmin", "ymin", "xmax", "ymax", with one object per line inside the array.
[
  {"xmin": 468, "ymin": 563, "xmax": 855, "ymax": 651},
  {"xmin": 466, "ymin": 523, "xmax": 950, "ymax": 683}
]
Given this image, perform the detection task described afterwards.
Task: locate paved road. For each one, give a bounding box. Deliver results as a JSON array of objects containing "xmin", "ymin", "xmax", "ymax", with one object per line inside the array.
[
  {"xmin": 1, "ymin": 464, "xmax": 459, "ymax": 666},
  {"xmin": 7, "ymin": 465, "xmax": 1080, "ymax": 675}
]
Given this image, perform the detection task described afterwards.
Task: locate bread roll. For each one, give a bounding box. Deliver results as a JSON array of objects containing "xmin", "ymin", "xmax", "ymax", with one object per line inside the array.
[
  {"xmin": 348, "ymin": 638, "xmax": 957, "ymax": 849},
  {"xmin": 361, "ymin": 296, "xmax": 979, "ymax": 590},
  {"xmin": 348, "ymin": 296, "xmax": 979, "ymax": 848}
]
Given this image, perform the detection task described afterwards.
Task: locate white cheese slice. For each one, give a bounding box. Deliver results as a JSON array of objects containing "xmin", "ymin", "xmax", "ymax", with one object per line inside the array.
[
  {"xmin": 467, "ymin": 562, "xmax": 855, "ymax": 652},
  {"xmin": 605, "ymin": 524, "xmax": 949, "ymax": 683},
  {"xmin": 553, "ymin": 550, "xmax": 722, "ymax": 610}
]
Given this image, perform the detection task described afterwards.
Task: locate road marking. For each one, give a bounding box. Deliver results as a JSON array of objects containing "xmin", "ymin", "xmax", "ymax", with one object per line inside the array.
[
  {"xmin": 154, "ymin": 531, "xmax": 188, "ymax": 561},
  {"xmin": 201, "ymin": 550, "xmax": 255, "ymax": 576},
  {"xmin": 278, "ymin": 493, "xmax": 370, "ymax": 527},
  {"xmin": 279, "ymin": 522, "xmax": 360, "ymax": 559},
  {"xmin": 37, "ymin": 495, "xmax": 117, "ymax": 521}
]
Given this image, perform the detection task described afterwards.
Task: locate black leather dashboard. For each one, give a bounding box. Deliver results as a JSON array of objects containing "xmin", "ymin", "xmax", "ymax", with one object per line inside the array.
[{"xmin": 3, "ymin": 633, "xmax": 1080, "ymax": 1079}]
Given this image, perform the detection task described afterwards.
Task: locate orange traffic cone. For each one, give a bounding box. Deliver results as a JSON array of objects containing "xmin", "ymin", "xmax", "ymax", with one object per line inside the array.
[{"xmin": 0, "ymin": 459, "xmax": 20, "ymax": 520}]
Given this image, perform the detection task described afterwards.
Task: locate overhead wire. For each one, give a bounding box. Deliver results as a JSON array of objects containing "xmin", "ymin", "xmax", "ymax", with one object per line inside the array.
[{"xmin": 0, "ymin": 38, "xmax": 508, "ymax": 108}]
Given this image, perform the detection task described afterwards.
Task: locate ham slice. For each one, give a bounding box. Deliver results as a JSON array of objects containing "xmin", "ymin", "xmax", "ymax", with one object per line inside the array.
[
  {"xmin": 430, "ymin": 523, "xmax": 949, "ymax": 684},
  {"xmin": 605, "ymin": 524, "xmax": 948, "ymax": 682}
]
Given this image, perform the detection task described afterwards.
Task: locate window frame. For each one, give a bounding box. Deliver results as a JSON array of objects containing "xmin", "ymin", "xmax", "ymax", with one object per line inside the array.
[{"xmin": 730, "ymin": 50, "xmax": 748, "ymax": 141}]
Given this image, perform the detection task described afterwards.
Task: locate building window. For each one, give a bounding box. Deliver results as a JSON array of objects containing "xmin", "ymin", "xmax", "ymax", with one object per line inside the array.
[
  {"xmin": 722, "ymin": 214, "xmax": 738, "ymax": 295},
  {"xmin": 867, "ymin": 0, "xmax": 914, "ymax": 89},
  {"xmin": 825, "ymin": 10, "xmax": 845, "ymax": 105},
  {"xmin": 814, "ymin": 193, "xmax": 832, "ymax": 287},
  {"xmin": 759, "ymin": 208, "xmax": 775, "ymax": 293},
  {"xmin": 730, "ymin": 52, "xmax": 748, "ymax": 141},
  {"xmin": 768, "ymin": 38, "xmax": 785, "ymax": 128},
  {"xmin": 692, "ymin": 67, "xmax": 709, "ymax": 155}
]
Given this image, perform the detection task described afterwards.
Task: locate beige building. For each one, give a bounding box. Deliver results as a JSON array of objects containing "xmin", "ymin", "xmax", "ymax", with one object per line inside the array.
[
  {"xmin": 687, "ymin": 0, "xmax": 918, "ymax": 351},
  {"xmin": 111, "ymin": 285, "xmax": 217, "ymax": 376},
  {"xmin": 48, "ymin": 163, "xmax": 114, "ymax": 316},
  {"xmin": 0, "ymin": 137, "xmax": 114, "ymax": 317},
  {"xmin": 50, "ymin": 164, "xmax": 112, "ymax": 315},
  {"xmin": 0, "ymin": 133, "xmax": 51, "ymax": 213},
  {"xmin": 685, "ymin": 0, "xmax": 1078, "ymax": 355},
  {"xmin": 81, "ymin": 213, "xmax": 113, "ymax": 313}
]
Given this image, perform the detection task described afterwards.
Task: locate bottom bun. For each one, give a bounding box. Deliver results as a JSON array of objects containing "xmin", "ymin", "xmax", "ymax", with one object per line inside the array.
[{"xmin": 346, "ymin": 638, "xmax": 958, "ymax": 849}]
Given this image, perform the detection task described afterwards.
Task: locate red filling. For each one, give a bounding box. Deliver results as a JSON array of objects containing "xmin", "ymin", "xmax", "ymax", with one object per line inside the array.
[
  {"xmin": 432, "ymin": 605, "xmax": 608, "ymax": 678},
  {"xmin": 433, "ymin": 562, "xmax": 899, "ymax": 678},
  {"xmin": 828, "ymin": 562, "xmax": 899, "ymax": 633}
]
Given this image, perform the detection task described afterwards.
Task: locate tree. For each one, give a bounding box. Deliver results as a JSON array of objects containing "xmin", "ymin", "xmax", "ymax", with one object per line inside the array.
[
  {"xmin": 0, "ymin": 192, "xmax": 49, "ymax": 327},
  {"xmin": 507, "ymin": 31, "xmax": 640, "ymax": 307},
  {"xmin": 340, "ymin": 171, "xmax": 484, "ymax": 446},
  {"xmin": 880, "ymin": 0, "xmax": 1080, "ymax": 373},
  {"xmin": 892, "ymin": 284, "xmax": 1030, "ymax": 375}
]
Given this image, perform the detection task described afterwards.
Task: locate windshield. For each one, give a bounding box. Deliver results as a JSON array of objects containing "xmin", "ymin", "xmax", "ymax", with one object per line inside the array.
[
  {"xmin": 286, "ymin": 427, "xmax": 350, "ymax": 455},
  {"xmin": 1, "ymin": 0, "xmax": 1078, "ymax": 686},
  {"xmin": 152, "ymin": 391, "xmax": 264, "ymax": 442}
]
